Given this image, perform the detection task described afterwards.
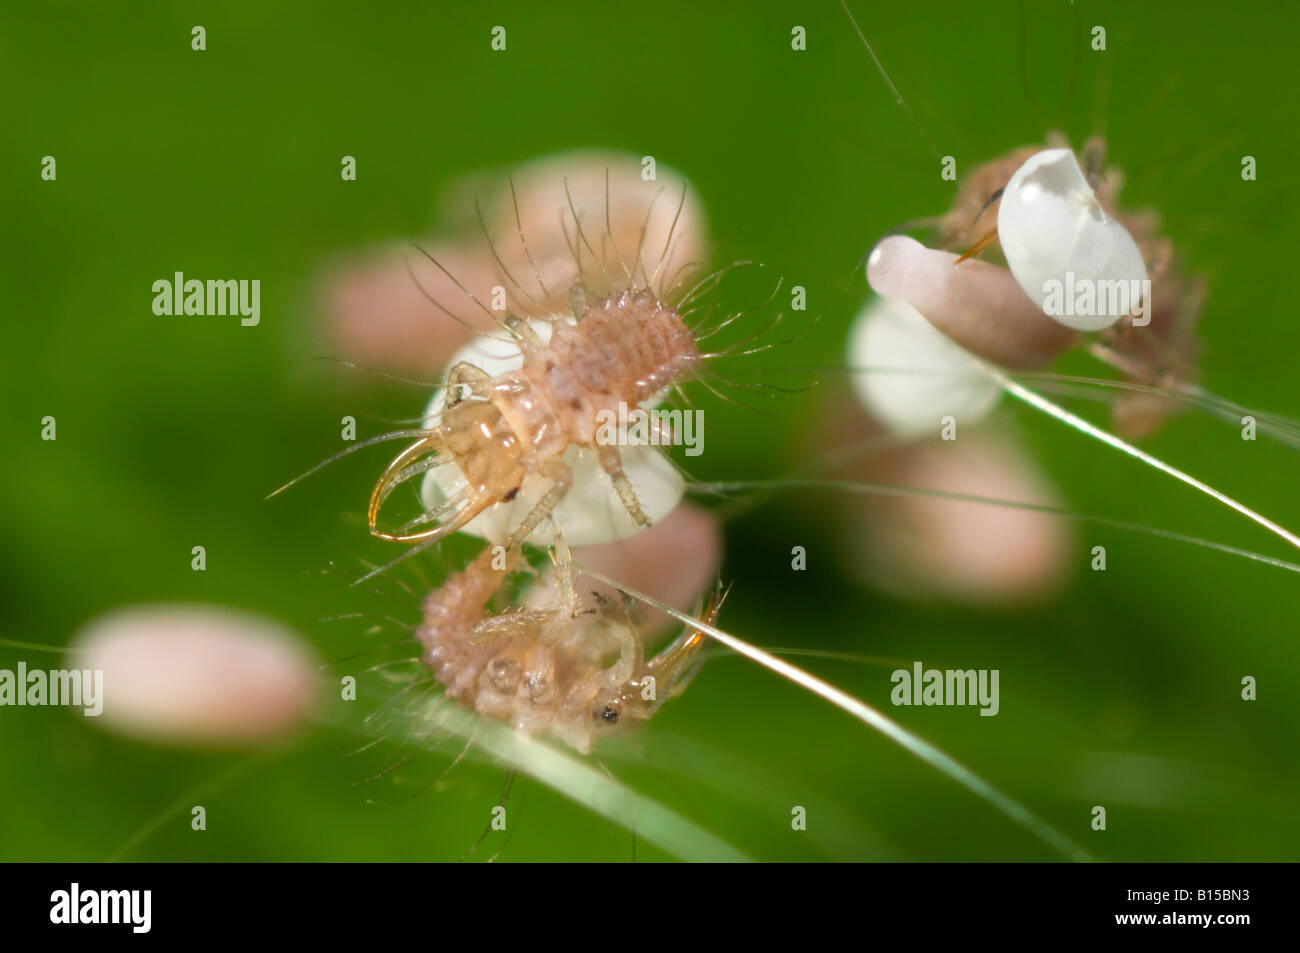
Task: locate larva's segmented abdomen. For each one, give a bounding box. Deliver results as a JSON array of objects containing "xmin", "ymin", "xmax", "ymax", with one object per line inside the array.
[
  {"xmin": 526, "ymin": 289, "xmax": 701, "ymax": 443},
  {"xmin": 418, "ymin": 547, "xmax": 506, "ymax": 703},
  {"xmin": 412, "ymin": 538, "xmax": 716, "ymax": 754}
]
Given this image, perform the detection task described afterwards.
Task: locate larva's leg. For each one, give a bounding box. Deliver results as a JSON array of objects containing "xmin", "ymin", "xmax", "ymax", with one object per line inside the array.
[
  {"xmin": 569, "ymin": 283, "xmax": 589, "ymax": 321},
  {"xmin": 643, "ymin": 584, "xmax": 726, "ymax": 704},
  {"xmin": 505, "ymin": 459, "xmax": 573, "ymax": 548},
  {"xmin": 469, "ymin": 610, "xmax": 553, "ymax": 646},
  {"xmin": 547, "ymin": 531, "xmax": 581, "ymax": 621},
  {"xmin": 444, "ymin": 361, "xmax": 491, "ymax": 410},
  {"xmin": 596, "ymin": 445, "xmax": 650, "ymax": 529},
  {"xmin": 499, "ymin": 313, "xmax": 542, "ymax": 348},
  {"xmin": 592, "ymin": 592, "xmax": 643, "ymax": 685}
]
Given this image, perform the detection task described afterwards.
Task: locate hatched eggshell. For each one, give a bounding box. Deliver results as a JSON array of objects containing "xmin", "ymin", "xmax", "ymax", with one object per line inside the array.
[
  {"xmin": 997, "ymin": 148, "xmax": 1148, "ymax": 331},
  {"xmin": 318, "ymin": 242, "xmax": 502, "ymax": 376},
  {"xmin": 848, "ymin": 294, "xmax": 1003, "ymax": 437}
]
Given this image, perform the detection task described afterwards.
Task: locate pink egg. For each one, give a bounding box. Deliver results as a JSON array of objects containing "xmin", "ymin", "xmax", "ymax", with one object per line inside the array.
[
  {"xmin": 319, "ymin": 242, "xmax": 501, "ymax": 377},
  {"xmin": 844, "ymin": 431, "xmax": 1074, "ymax": 606},
  {"xmin": 71, "ymin": 604, "xmax": 319, "ymax": 746},
  {"xmin": 314, "ymin": 151, "xmax": 709, "ymax": 378}
]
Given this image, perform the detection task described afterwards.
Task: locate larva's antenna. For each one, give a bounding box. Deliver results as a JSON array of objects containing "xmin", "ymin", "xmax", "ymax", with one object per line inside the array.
[{"xmin": 265, "ymin": 428, "xmax": 438, "ymax": 500}]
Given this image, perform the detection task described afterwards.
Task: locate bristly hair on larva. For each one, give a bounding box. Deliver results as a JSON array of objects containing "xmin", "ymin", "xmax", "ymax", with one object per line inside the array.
[{"xmin": 362, "ymin": 162, "xmax": 786, "ymax": 552}]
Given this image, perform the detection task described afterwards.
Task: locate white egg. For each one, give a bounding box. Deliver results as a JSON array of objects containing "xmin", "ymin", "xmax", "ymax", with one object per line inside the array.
[
  {"xmin": 997, "ymin": 148, "xmax": 1148, "ymax": 332},
  {"xmin": 848, "ymin": 294, "xmax": 1002, "ymax": 436}
]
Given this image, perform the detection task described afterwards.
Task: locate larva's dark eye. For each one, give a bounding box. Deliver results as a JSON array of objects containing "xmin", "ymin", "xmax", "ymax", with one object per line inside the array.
[{"xmin": 599, "ymin": 705, "xmax": 620, "ymax": 724}]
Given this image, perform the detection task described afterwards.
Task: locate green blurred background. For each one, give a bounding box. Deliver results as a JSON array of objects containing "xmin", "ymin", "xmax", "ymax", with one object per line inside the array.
[{"xmin": 3, "ymin": 0, "xmax": 1298, "ymax": 861}]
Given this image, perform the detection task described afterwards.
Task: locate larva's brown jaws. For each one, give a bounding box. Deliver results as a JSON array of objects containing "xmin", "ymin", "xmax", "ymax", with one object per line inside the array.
[
  {"xmin": 644, "ymin": 582, "xmax": 727, "ymax": 700},
  {"xmin": 368, "ymin": 434, "xmax": 481, "ymax": 543}
]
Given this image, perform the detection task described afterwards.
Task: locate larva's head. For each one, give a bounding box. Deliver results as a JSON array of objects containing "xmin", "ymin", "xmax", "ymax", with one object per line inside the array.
[
  {"xmin": 588, "ymin": 585, "xmax": 719, "ymax": 739},
  {"xmin": 588, "ymin": 677, "xmax": 662, "ymax": 738}
]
